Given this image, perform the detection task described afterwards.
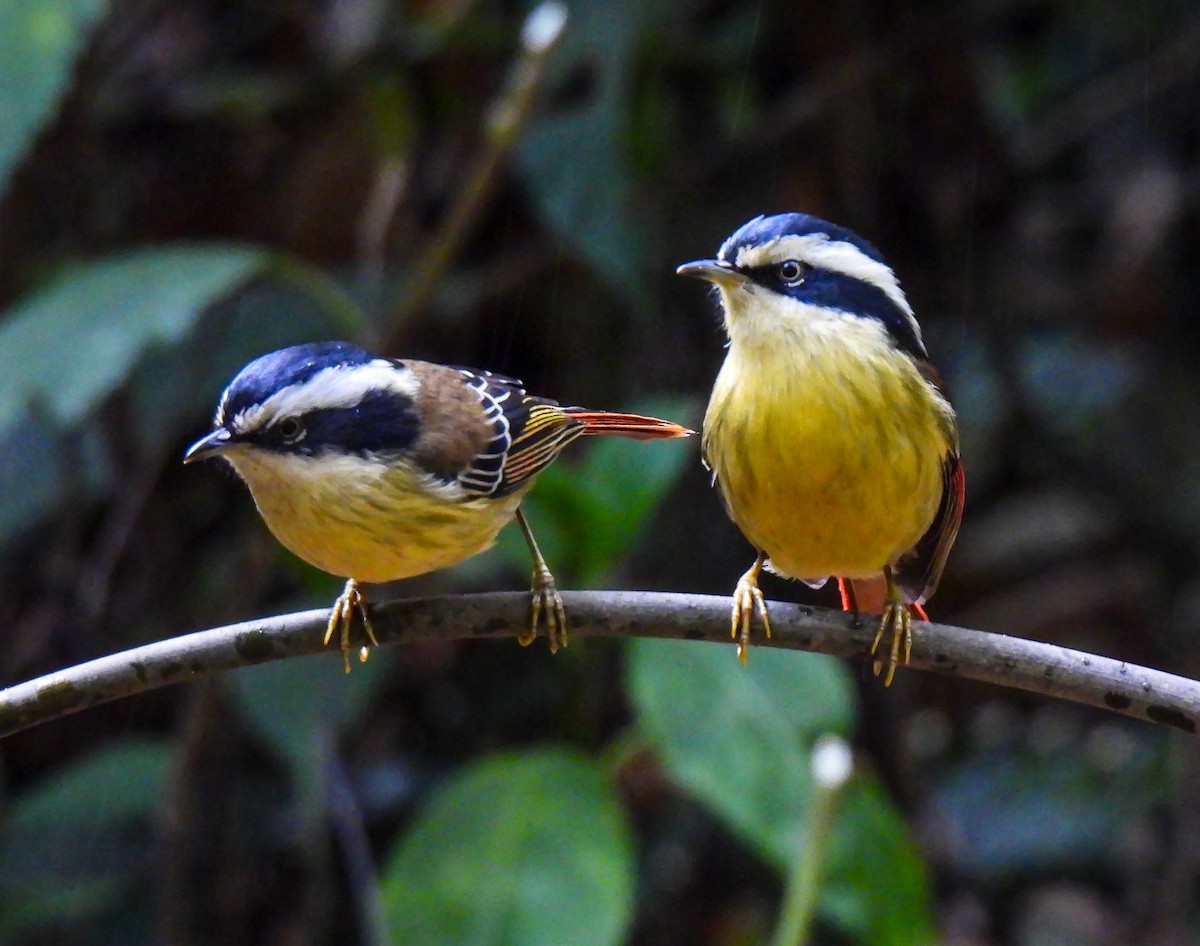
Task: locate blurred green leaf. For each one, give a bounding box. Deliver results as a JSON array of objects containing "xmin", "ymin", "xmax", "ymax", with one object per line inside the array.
[
  {"xmin": 0, "ymin": 245, "xmax": 264, "ymax": 548},
  {"xmin": 0, "ymin": 738, "xmax": 171, "ymax": 938},
  {"xmin": 821, "ymin": 774, "xmax": 938, "ymax": 946},
  {"xmin": 0, "ymin": 0, "xmax": 111, "ymax": 198},
  {"xmin": 628, "ymin": 642, "xmax": 936, "ymax": 946},
  {"xmin": 0, "ymin": 245, "xmax": 268, "ymax": 438},
  {"xmin": 518, "ymin": 0, "xmax": 662, "ymax": 298},
  {"xmin": 0, "ymin": 417, "xmax": 112, "ymax": 558},
  {"xmin": 381, "ymin": 748, "xmax": 635, "ymax": 946},
  {"xmin": 127, "ymin": 271, "xmax": 360, "ymax": 450},
  {"xmin": 0, "ymin": 739, "xmax": 168, "ymax": 829},
  {"xmin": 627, "ymin": 637, "xmax": 855, "ymax": 866},
  {"xmin": 0, "ymin": 246, "xmax": 365, "ymax": 549}
]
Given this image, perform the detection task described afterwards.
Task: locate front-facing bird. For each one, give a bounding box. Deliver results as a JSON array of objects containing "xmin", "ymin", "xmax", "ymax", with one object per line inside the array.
[
  {"xmin": 185, "ymin": 342, "xmax": 692, "ymax": 669},
  {"xmin": 678, "ymin": 213, "xmax": 963, "ymax": 684}
]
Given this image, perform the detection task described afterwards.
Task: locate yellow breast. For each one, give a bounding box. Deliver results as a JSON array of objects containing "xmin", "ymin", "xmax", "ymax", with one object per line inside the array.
[
  {"xmin": 703, "ymin": 312, "xmax": 954, "ymax": 581},
  {"xmin": 226, "ymin": 450, "xmax": 526, "ymax": 583}
]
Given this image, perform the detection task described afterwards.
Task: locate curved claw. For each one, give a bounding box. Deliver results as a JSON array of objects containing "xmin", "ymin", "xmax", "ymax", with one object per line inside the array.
[
  {"xmin": 524, "ymin": 563, "xmax": 568, "ymax": 653},
  {"xmin": 870, "ymin": 598, "xmax": 912, "ymax": 688},
  {"xmin": 731, "ymin": 553, "xmax": 771, "ymax": 664},
  {"xmin": 324, "ymin": 579, "xmax": 380, "ymax": 673},
  {"xmin": 515, "ymin": 507, "xmax": 568, "ymax": 653}
]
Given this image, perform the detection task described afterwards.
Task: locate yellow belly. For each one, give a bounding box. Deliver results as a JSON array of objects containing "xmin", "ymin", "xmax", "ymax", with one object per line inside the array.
[
  {"xmin": 704, "ymin": 340, "xmax": 953, "ymax": 581},
  {"xmin": 227, "ymin": 451, "xmax": 525, "ymax": 583}
]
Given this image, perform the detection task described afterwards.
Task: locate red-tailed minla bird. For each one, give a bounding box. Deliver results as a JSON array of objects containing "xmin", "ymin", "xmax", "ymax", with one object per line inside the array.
[
  {"xmin": 185, "ymin": 342, "xmax": 693, "ymax": 670},
  {"xmin": 677, "ymin": 213, "xmax": 963, "ymax": 684}
]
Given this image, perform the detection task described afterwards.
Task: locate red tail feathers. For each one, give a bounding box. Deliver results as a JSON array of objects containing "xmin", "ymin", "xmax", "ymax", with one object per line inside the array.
[
  {"xmin": 838, "ymin": 576, "xmax": 928, "ymax": 620},
  {"xmin": 839, "ymin": 576, "xmax": 886, "ymax": 614},
  {"xmin": 566, "ymin": 409, "xmax": 694, "ymax": 441}
]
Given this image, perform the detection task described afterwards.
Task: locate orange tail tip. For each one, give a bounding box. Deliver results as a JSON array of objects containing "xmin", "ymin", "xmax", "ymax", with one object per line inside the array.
[{"xmin": 567, "ymin": 409, "xmax": 695, "ymax": 440}]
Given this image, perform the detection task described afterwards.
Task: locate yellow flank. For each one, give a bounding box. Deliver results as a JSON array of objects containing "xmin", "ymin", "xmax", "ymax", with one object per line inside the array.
[
  {"xmin": 703, "ymin": 297, "xmax": 955, "ymax": 582},
  {"xmin": 224, "ymin": 449, "xmax": 526, "ymax": 583}
]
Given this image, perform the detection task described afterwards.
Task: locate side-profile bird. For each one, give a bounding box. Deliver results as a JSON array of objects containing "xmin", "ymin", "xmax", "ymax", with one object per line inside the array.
[
  {"xmin": 677, "ymin": 213, "xmax": 963, "ymax": 684},
  {"xmin": 185, "ymin": 342, "xmax": 693, "ymax": 670}
]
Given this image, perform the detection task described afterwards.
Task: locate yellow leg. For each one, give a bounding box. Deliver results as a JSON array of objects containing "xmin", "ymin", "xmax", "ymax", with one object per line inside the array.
[
  {"xmin": 869, "ymin": 567, "xmax": 912, "ymax": 687},
  {"xmin": 516, "ymin": 508, "xmax": 567, "ymax": 653},
  {"xmin": 731, "ymin": 551, "xmax": 772, "ymax": 664},
  {"xmin": 324, "ymin": 578, "xmax": 381, "ymax": 674}
]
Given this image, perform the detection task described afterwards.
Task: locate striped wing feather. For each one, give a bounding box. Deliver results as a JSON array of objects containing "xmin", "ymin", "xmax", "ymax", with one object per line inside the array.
[{"xmin": 455, "ymin": 368, "xmax": 691, "ymax": 498}]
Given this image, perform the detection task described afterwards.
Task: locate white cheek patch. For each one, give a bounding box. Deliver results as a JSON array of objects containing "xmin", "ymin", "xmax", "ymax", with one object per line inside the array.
[
  {"xmin": 727, "ymin": 288, "xmax": 896, "ymax": 353},
  {"xmin": 224, "ymin": 360, "xmax": 419, "ymax": 435},
  {"xmin": 731, "ymin": 233, "xmax": 916, "ymax": 322}
]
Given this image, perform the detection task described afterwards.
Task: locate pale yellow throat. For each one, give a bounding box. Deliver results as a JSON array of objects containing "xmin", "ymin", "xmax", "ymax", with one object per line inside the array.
[{"xmin": 226, "ymin": 448, "xmax": 526, "ymax": 583}]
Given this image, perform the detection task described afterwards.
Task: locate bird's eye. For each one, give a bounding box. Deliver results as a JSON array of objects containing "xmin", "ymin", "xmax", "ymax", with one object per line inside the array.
[
  {"xmin": 777, "ymin": 260, "xmax": 807, "ymax": 287},
  {"xmin": 277, "ymin": 417, "xmax": 306, "ymax": 444}
]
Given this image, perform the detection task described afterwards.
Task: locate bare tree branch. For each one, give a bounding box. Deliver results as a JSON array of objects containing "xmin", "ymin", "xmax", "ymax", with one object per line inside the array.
[{"xmin": 0, "ymin": 591, "xmax": 1196, "ymax": 739}]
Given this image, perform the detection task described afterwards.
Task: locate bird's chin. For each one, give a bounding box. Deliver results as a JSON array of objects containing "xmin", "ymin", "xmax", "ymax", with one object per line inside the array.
[
  {"xmin": 718, "ymin": 282, "xmax": 753, "ymax": 305},
  {"xmin": 220, "ymin": 445, "xmax": 279, "ymax": 479},
  {"xmin": 211, "ymin": 443, "xmax": 253, "ymax": 467},
  {"xmin": 718, "ymin": 285, "xmax": 764, "ymax": 326}
]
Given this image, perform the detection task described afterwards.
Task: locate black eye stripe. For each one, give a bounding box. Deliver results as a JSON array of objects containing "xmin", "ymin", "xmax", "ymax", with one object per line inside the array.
[
  {"xmin": 241, "ymin": 391, "xmax": 419, "ymax": 457},
  {"xmin": 738, "ymin": 263, "xmax": 927, "ymax": 360},
  {"xmin": 296, "ymin": 391, "xmax": 419, "ymax": 457},
  {"xmin": 743, "ymin": 262, "xmax": 812, "ymax": 291}
]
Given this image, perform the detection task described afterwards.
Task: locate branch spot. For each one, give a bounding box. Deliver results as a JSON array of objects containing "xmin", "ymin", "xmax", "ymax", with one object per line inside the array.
[
  {"xmin": 1104, "ymin": 692, "xmax": 1132, "ymax": 710},
  {"xmin": 480, "ymin": 617, "xmax": 510, "ymax": 636},
  {"xmin": 35, "ymin": 681, "xmax": 83, "ymax": 714},
  {"xmin": 1146, "ymin": 704, "xmax": 1196, "ymax": 733},
  {"xmin": 235, "ymin": 630, "xmax": 274, "ymax": 661}
]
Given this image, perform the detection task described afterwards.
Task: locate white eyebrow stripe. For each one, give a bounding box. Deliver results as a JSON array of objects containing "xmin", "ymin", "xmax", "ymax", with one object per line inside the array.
[
  {"xmin": 226, "ymin": 359, "xmax": 418, "ymax": 434},
  {"xmin": 216, "ymin": 387, "xmax": 234, "ymax": 426},
  {"xmin": 731, "ymin": 233, "xmax": 915, "ymax": 319}
]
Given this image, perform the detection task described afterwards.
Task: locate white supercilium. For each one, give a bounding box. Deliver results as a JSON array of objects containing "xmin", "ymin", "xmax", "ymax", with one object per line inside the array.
[{"xmin": 222, "ymin": 360, "xmax": 419, "ymax": 434}]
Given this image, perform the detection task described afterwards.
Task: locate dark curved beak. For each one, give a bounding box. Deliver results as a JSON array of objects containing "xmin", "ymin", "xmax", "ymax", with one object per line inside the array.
[
  {"xmin": 184, "ymin": 428, "xmax": 233, "ymax": 464},
  {"xmin": 676, "ymin": 259, "xmax": 749, "ymax": 288}
]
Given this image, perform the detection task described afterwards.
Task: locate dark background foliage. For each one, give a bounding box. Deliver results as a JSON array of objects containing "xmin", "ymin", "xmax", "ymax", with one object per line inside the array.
[{"xmin": 2, "ymin": 0, "xmax": 1199, "ymax": 943}]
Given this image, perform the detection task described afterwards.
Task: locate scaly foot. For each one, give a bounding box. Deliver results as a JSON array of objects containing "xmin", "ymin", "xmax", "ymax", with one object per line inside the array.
[
  {"xmin": 521, "ymin": 561, "xmax": 568, "ymax": 653},
  {"xmin": 324, "ymin": 579, "xmax": 380, "ymax": 673},
  {"xmin": 869, "ymin": 570, "xmax": 912, "ymax": 687},
  {"xmin": 731, "ymin": 552, "xmax": 771, "ymax": 664},
  {"xmin": 514, "ymin": 507, "xmax": 568, "ymax": 652}
]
